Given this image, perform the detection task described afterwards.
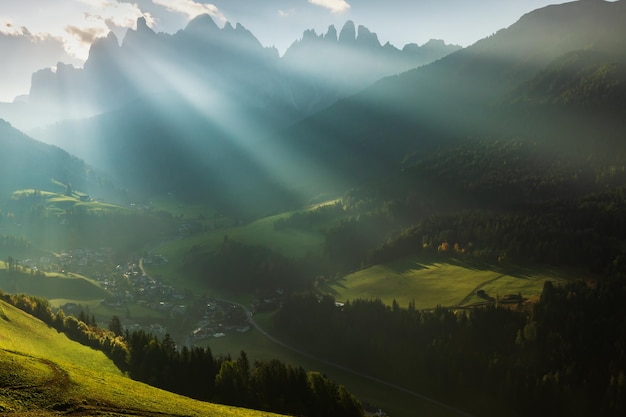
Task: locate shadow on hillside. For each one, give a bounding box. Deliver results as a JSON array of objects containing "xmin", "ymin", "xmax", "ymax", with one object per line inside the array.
[
  {"xmin": 384, "ymin": 255, "xmax": 502, "ymax": 275},
  {"xmin": 319, "ymin": 282, "xmax": 342, "ymax": 296}
]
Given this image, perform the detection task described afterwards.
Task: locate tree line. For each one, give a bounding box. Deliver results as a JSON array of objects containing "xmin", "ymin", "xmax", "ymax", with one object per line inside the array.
[
  {"xmin": 0, "ymin": 290, "xmax": 363, "ymax": 417},
  {"xmin": 369, "ymin": 187, "xmax": 626, "ymax": 271},
  {"xmin": 273, "ymin": 267, "xmax": 626, "ymax": 416}
]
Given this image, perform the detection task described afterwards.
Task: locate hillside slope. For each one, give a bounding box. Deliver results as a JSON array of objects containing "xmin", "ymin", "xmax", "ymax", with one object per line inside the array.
[
  {"xmin": 0, "ymin": 119, "xmax": 122, "ymax": 202},
  {"xmin": 266, "ymin": 0, "xmax": 626, "ymax": 194},
  {"xmin": 0, "ymin": 299, "xmax": 281, "ymax": 416}
]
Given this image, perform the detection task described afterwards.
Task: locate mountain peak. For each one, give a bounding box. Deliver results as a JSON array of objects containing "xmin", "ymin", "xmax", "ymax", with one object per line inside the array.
[
  {"xmin": 185, "ymin": 13, "xmax": 219, "ymax": 33},
  {"xmin": 302, "ymin": 29, "xmax": 320, "ymax": 42},
  {"xmin": 324, "ymin": 25, "xmax": 338, "ymax": 42},
  {"xmin": 356, "ymin": 25, "xmax": 380, "ymax": 47},
  {"xmin": 121, "ymin": 16, "xmax": 157, "ymax": 50},
  {"xmin": 87, "ymin": 31, "xmax": 119, "ymax": 59},
  {"xmin": 136, "ymin": 16, "xmax": 150, "ymax": 32},
  {"xmin": 338, "ymin": 21, "xmax": 356, "ymax": 43}
]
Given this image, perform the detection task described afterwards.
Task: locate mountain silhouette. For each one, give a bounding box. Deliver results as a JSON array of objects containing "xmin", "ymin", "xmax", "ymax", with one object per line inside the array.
[
  {"xmin": 17, "ymin": 17, "xmax": 458, "ymax": 217},
  {"xmin": 280, "ymin": 21, "xmax": 460, "ymax": 114},
  {"xmin": 6, "ymin": 17, "xmax": 458, "ymax": 133},
  {"xmin": 0, "ymin": 119, "xmax": 119, "ymax": 201},
  {"xmin": 262, "ymin": 0, "xmax": 626, "ymax": 195},
  {"xmin": 11, "ymin": 1, "xmax": 623, "ymax": 217}
]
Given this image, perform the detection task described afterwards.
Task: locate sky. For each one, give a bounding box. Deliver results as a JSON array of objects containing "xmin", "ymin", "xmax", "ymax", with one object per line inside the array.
[{"xmin": 0, "ymin": 0, "xmax": 584, "ymax": 102}]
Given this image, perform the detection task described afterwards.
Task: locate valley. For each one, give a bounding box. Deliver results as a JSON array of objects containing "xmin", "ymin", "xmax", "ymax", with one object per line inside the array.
[{"xmin": 1, "ymin": 1, "xmax": 626, "ymax": 416}]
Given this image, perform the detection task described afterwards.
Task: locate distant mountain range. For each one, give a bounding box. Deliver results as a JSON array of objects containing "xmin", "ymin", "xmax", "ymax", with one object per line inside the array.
[
  {"xmin": 3, "ymin": 0, "xmax": 625, "ymax": 219},
  {"xmin": 0, "ymin": 17, "xmax": 459, "ymax": 132},
  {"xmin": 4, "ymin": 17, "xmax": 457, "ymax": 218},
  {"xmin": 265, "ymin": 0, "xmax": 626, "ymax": 194}
]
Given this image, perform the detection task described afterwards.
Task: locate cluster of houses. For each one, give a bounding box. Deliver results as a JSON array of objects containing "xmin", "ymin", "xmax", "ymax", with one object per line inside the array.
[
  {"xmin": 191, "ymin": 300, "xmax": 251, "ymax": 340},
  {"xmin": 7, "ymin": 246, "xmax": 254, "ymax": 347},
  {"xmin": 21, "ymin": 247, "xmax": 113, "ymax": 275},
  {"xmin": 47, "ymin": 247, "xmax": 251, "ymax": 343}
]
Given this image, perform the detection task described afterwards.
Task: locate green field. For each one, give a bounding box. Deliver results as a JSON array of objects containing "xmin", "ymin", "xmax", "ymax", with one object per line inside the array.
[
  {"xmin": 0, "ymin": 299, "xmax": 282, "ymax": 416},
  {"xmin": 146, "ymin": 209, "xmax": 326, "ymax": 288},
  {"xmin": 0, "ymin": 266, "xmax": 109, "ymax": 302},
  {"xmin": 11, "ymin": 188, "xmax": 128, "ymax": 217},
  {"xmin": 325, "ymin": 256, "xmax": 575, "ymax": 309}
]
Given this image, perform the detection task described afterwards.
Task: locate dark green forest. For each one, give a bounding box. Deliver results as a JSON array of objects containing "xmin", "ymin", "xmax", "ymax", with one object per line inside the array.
[{"xmin": 274, "ymin": 271, "xmax": 626, "ymax": 417}]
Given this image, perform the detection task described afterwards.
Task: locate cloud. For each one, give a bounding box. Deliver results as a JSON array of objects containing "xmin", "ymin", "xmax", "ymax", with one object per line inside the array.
[
  {"xmin": 72, "ymin": 0, "xmax": 151, "ymax": 28},
  {"xmin": 152, "ymin": 0, "xmax": 225, "ymax": 22},
  {"xmin": 0, "ymin": 28, "xmax": 76, "ymax": 102},
  {"xmin": 308, "ymin": 0, "xmax": 350, "ymax": 14},
  {"xmin": 65, "ymin": 24, "xmax": 104, "ymax": 46},
  {"xmin": 0, "ymin": 1, "xmax": 152, "ymax": 61},
  {"xmin": 60, "ymin": 1, "xmax": 152, "ymax": 59},
  {"xmin": 0, "ymin": 18, "xmax": 30, "ymax": 37}
]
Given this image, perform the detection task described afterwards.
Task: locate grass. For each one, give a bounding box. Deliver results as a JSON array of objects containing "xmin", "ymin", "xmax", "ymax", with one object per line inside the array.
[
  {"xmin": 11, "ymin": 188, "xmax": 129, "ymax": 217},
  {"xmin": 0, "ymin": 299, "xmax": 282, "ymax": 416},
  {"xmin": 146, "ymin": 210, "xmax": 326, "ymax": 290},
  {"xmin": 325, "ymin": 256, "xmax": 574, "ymax": 309},
  {"xmin": 0, "ymin": 268, "xmax": 109, "ymax": 301},
  {"xmin": 150, "ymin": 195, "xmax": 221, "ymax": 221}
]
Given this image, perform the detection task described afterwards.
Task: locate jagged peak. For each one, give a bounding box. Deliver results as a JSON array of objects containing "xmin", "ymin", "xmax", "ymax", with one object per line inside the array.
[
  {"xmin": 136, "ymin": 17, "xmax": 150, "ymax": 32},
  {"xmin": 121, "ymin": 17, "xmax": 156, "ymax": 48},
  {"xmin": 422, "ymin": 39, "xmax": 447, "ymax": 47},
  {"xmin": 302, "ymin": 29, "xmax": 320, "ymax": 42},
  {"xmin": 356, "ymin": 25, "xmax": 380, "ymax": 47},
  {"xmin": 106, "ymin": 31, "xmax": 119, "ymax": 44},
  {"xmin": 338, "ymin": 20, "xmax": 356, "ymax": 43},
  {"xmin": 136, "ymin": 17, "xmax": 157, "ymax": 36},
  {"xmin": 185, "ymin": 14, "xmax": 219, "ymax": 33},
  {"xmin": 324, "ymin": 25, "xmax": 338, "ymax": 42},
  {"xmin": 89, "ymin": 31, "xmax": 119, "ymax": 53},
  {"xmin": 55, "ymin": 62, "xmax": 76, "ymax": 75}
]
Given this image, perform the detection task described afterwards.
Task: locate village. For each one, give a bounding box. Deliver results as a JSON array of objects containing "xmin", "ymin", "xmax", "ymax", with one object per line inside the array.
[{"xmin": 26, "ymin": 247, "xmax": 252, "ymax": 347}]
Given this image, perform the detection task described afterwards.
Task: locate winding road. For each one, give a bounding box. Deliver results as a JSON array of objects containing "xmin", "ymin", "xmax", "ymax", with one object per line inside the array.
[
  {"xmin": 139, "ymin": 254, "xmax": 475, "ymax": 416},
  {"xmin": 221, "ymin": 300, "xmax": 475, "ymax": 417}
]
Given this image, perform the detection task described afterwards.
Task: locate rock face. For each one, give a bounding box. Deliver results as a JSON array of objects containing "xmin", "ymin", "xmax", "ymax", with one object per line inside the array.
[
  {"xmin": 281, "ymin": 20, "xmax": 461, "ymax": 114},
  {"xmin": 23, "ymin": 16, "xmax": 460, "ymax": 125}
]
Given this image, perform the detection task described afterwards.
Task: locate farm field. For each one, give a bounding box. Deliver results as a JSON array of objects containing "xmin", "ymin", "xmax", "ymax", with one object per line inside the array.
[{"xmin": 325, "ymin": 256, "xmax": 575, "ymax": 309}]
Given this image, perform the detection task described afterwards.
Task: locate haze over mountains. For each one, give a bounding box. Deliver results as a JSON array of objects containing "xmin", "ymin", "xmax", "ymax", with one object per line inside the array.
[
  {"xmin": 0, "ymin": 16, "xmax": 457, "ymax": 218},
  {"xmin": 2, "ymin": 0, "xmax": 626, "ymax": 217},
  {"xmin": 1, "ymin": 16, "xmax": 459, "ymax": 132},
  {"xmin": 2, "ymin": 3, "xmax": 626, "ymax": 416},
  {"xmin": 269, "ymin": 0, "xmax": 626, "ymax": 192}
]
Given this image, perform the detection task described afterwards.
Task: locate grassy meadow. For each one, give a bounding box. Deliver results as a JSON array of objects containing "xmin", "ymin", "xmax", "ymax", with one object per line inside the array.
[
  {"xmin": 11, "ymin": 189, "xmax": 129, "ymax": 217},
  {"xmin": 0, "ymin": 263, "xmax": 109, "ymax": 301},
  {"xmin": 0, "ymin": 299, "xmax": 282, "ymax": 417},
  {"xmin": 325, "ymin": 256, "xmax": 574, "ymax": 309},
  {"xmin": 145, "ymin": 208, "xmax": 326, "ymax": 289}
]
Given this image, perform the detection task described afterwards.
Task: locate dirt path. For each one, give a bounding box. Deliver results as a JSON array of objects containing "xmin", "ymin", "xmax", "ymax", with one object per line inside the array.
[{"xmin": 1, "ymin": 349, "xmax": 70, "ymax": 391}]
